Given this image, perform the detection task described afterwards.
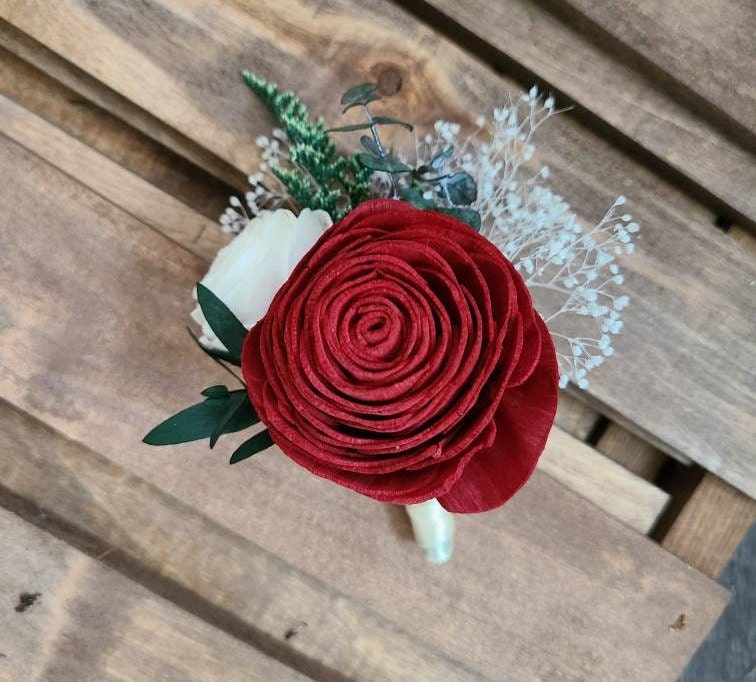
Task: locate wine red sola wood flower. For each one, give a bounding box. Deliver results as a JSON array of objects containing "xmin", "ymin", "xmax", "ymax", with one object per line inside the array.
[{"xmin": 242, "ymin": 200, "xmax": 558, "ymax": 513}]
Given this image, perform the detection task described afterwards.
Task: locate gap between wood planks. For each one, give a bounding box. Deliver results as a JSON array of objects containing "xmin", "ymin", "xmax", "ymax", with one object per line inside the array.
[{"xmin": 392, "ymin": 0, "xmax": 756, "ymax": 230}]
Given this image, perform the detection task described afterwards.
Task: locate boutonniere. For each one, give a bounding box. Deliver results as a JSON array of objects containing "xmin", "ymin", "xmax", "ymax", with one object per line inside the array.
[{"xmin": 145, "ymin": 75, "xmax": 636, "ymax": 563}]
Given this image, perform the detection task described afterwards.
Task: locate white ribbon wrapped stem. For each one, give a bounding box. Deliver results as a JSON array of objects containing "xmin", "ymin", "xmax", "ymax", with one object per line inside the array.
[{"xmin": 405, "ymin": 499, "xmax": 455, "ymax": 564}]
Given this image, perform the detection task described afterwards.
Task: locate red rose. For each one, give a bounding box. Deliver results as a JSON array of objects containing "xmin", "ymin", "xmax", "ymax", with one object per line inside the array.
[{"xmin": 242, "ymin": 200, "xmax": 557, "ymax": 512}]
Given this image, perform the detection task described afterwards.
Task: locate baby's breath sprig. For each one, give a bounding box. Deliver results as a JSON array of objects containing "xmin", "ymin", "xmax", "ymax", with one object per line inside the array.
[{"xmin": 418, "ymin": 87, "xmax": 638, "ymax": 388}]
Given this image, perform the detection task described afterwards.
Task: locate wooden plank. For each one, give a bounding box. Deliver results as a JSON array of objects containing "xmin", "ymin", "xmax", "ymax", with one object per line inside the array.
[
  {"xmin": 0, "ymin": 17, "xmax": 244, "ymax": 191},
  {"xmin": 1, "ymin": 0, "xmax": 752, "ymax": 496},
  {"xmin": 0, "ymin": 406, "xmax": 486, "ymax": 682},
  {"xmin": 0, "ymin": 44, "xmax": 230, "ymax": 221},
  {"xmin": 554, "ymin": 391, "xmax": 600, "ymax": 441},
  {"xmin": 417, "ymin": 0, "xmax": 756, "ymax": 226},
  {"xmin": 0, "ymin": 508, "xmax": 310, "ymax": 682},
  {"xmin": 679, "ymin": 524, "xmax": 756, "ymax": 682},
  {"xmin": 596, "ymin": 423, "xmax": 667, "ymax": 481},
  {"xmin": 0, "ymin": 93, "xmax": 226, "ymax": 260},
  {"xmin": 539, "ymin": 428, "xmax": 669, "ymax": 534},
  {"xmin": 0, "ymin": 94, "xmax": 666, "ymax": 532},
  {"xmin": 554, "ymin": 0, "xmax": 756, "ymax": 139},
  {"xmin": 662, "ymin": 474, "xmax": 756, "ymax": 578},
  {"xmin": 0, "ymin": 134, "xmax": 729, "ymax": 681}
]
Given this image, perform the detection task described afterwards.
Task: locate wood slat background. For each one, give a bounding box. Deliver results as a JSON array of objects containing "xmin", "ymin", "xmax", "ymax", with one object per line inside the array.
[
  {"xmin": 2, "ymin": 0, "xmax": 752, "ymax": 497},
  {"xmin": 0, "ymin": 0, "xmax": 754, "ymax": 680}
]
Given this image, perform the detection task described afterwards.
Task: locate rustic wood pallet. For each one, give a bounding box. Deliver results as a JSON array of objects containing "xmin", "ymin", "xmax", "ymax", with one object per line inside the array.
[
  {"xmin": 0, "ymin": 92, "xmax": 669, "ymax": 535},
  {"xmin": 0, "ymin": 128, "xmax": 726, "ymax": 681},
  {"xmin": 0, "ymin": 507, "xmax": 310, "ymax": 682},
  {"xmin": 0, "ymin": 1, "xmax": 753, "ymax": 679},
  {"xmin": 1, "ymin": 0, "xmax": 752, "ymax": 499},
  {"xmin": 414, "ymin": 0, "xmax": 756, "ymax": 226}
]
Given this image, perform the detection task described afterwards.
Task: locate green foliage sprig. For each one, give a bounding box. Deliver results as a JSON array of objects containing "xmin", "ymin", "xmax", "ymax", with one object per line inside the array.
[
  {"xmin": 329, "ymin": 82, "xmax": 481, "ymax": 231},
  {"xmin": 143, "ymin": 284, "xmax": 272, "ymax": 464},
  {"xmin": 242, "ymin": 71, "xmax": 371, "ymax": 219}
]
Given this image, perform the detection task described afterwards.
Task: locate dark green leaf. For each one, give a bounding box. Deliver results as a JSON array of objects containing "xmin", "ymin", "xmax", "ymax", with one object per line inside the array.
[
  {"xmin": 439, "ymin": 207, "xmax": 482, "ymax": 232},
  {"xmin": 441, "ymin": 172, "xmax": 477, "ymax": 205},
  {"xmin": 340, "ymin": 83, "xmax": 380, "ymax": 111},
  {"xmin": 398, "ymin": 186, "xmax": 436, "ymax": 209},
  {"xmin": 356, "ymin": 153, "xmax": 411, "ymax": 173},
  {"xmin": 196, "ymin": 283, "xmax": 248, "ymax": 363},
  {"xmin": 371, "ymin": 116, "xmax": 414, "ymax": 131},
  {"xmin": 209, "ymin": 390, "xmax": 248, "ymax": 448},
  {"xmin": 431, "ymin": 147, "xmax": 454, "ymax": 170},
  {"xmin": 201, "ymin": 385, "xmax": 230, "ymax": 398},
  {"xmin": 326, "ymin": 122, "xmax": 374, "ymax": 133},
  {"xmin": 143, "ymin": 392, "xmax": 258, "ymax": 446},
  {"xmin": 229, "ymin": 430, "xmax": 275, "ymax": 464},
  {"xmin": 360, "ymin": 135, "xmax": 381, "ymax": 156},
  {"xmin": 186, "ymin": 326, "xmax": 241, "ymax": 367}
]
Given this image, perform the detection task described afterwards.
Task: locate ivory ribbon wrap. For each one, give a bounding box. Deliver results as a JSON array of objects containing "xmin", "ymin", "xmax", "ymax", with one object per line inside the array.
[{"xmin": 405, "ymin": 499, "xmax": 455, "ymax": 563}]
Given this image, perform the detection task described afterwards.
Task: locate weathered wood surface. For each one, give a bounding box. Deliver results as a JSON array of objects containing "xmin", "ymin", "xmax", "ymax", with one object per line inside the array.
[
  {"xmin": 539, "ymin": 427, "xmax": 668, "ymax": 533},
  {"xmin": 663, "ymin": 474, "xmax": 756, "ymax": 579},
  {"xmin": 0, "ymin": 93, "xmax": 224, "ymax": 260},
  {"xmin": 0, "ymin": 406, "xmax": 487, "ymax": 682},
  {"xmin": 0, "ymin": 96, "xmax": 668, "ymax": 535},
  {"xmin": 1, "ymin": 0, "xmax": 753, "ymax": 498},
  {"xmin": 0, "ymin": 134, "xmax": 729, "ymax": 682},
  {"xmin": 420, "ymin": 0, "xmax": 756, "ymax": 226},
  {"xmin": 0, "ymin": 44, "xmax": 230, "ymax": 220},
  {"xmin": 0, "ymin": 508, "xmax": 311, "ymax": 682},
  {"xmin": 555, "ymin": 0, "xmax": 756, "ymax": 140},
  {"xmin": 597, "ymin": 423, "xmax": 667, "ymax": 481},
  {"xmin": 553, "ymin": 392, "xmax": 600, "ymax": 441}
]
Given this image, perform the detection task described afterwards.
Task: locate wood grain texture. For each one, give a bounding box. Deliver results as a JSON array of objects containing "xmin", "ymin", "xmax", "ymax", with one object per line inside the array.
[
  {"xmin": 596, "ymin": 423, "xmax": 667, "ymax": 481},
  {"xmin": 539, "ymin": 428, "xmax": 668, "ymax": 533},
  {"xmin": 0, "ymin": 405, "xmax": 486, "ymax": 682},
  {"xmin": 554, "ymin": 392, "xmax": 600, "ymax": 441},
  {"xmin": 554, "ymin": 0, "xmax": 756, "ymax": 139},
  {"xmin": 0, "ymin": 508, "xmax": 310, "ymax": 682},
  {"xmin": 0, "ymin": 135, "xmax": 729, "ymax": 682},
  {"xmin": 0, "ymin": 44, "xmax": 229, "ymax": 221},
  {"xmin": 0, "ymin": 94, "xmax": 666, "ymax": 533},
  {"xmin": 418, "ymin": 0, "xmax": 756, "ymax": 226},
  {"xmin": 1, "ymin": 0, "xmax": 753, "ymax": 496},
  {"xmin": 0, "ymin": 93, "xmax": 226, "ymax": 260},
  {"xmin": 663, "ymin": 474, "xmax": 756, "ymax": 578},
  {"xmin": 0, "ymin": 17, "xmax": 244, "ymax": 190}
]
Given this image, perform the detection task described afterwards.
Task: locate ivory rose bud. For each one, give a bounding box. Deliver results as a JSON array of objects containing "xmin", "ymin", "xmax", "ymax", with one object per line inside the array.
[{"xmin": 191, "ymin": 208, "xmax": 331, "ymax": 350}]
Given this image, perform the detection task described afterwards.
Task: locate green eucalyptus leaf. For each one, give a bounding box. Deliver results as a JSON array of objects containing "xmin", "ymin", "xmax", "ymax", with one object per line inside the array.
[
  {"xmin": 398, "ymin": 187, "xmax": 436, "ymax": 209},
  {"xmin": 326, "ymin": 122, "xmax": 374, "ymax": 133},
  {"xmin": 371, "ymin": 116, "xmax": 414, "ymax": 131},
  {"xmin": 356, "ymin": 153, "xmax": 411, "ymax": 173},
  {"xmin": 143, "ymin": 392, "xmax": 258, "ymax": 446},
  {"xmin": 442, "ymin": 172, "xmax": 477, "ymax": 205},
  {"xmin": 209, "ymin": 390, "xmax": 249, "ymax": 448},
  {"xmin": 431, "ymin": 147, "xmax": 454, "ymax": 170},
  {"xmin": 340, "ymin": 83, "xmax": 380, "ymax": 111},
  {"xmin": 201, "ymin": 385, "xmax": 230, "ymax": 398},
  {"xmin": 187, "ymin": 326, "xmax": 241, "ymax": 367},
  {"xmin": 196, "ymin": 283, "xmax": 248, "ymax": 363},
  {"xmin": 229, "ymin": 430, "xmax": 275, "ymax": 464},
  {"xmin": 439, "ymin": 207, "xmax": 482, "ymax": 232},
  {"xmin": 360, "ymin": 135, "xmax": 381, "ymax": 156}
]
